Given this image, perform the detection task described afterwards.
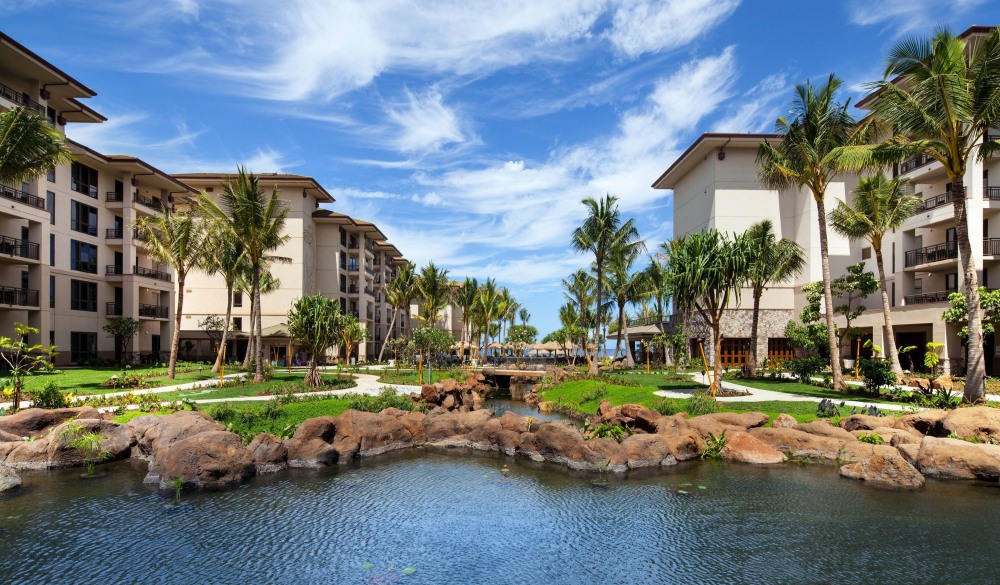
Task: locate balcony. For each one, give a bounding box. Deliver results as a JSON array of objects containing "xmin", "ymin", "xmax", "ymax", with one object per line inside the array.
[
  {"xmin": 0, "ymin": 183, "xmax": 45, "ymax": 210},
  {"xmin": 0, "ymin": 82, "xmax": 46, "ymax": 115},
  {"xmin": 347, "ymin": 284, "xmax": 359, "ymax": 294},
  {"xmin": 364, "ymin": 244, "xmax": 374, "ymax": 255},
  {"xmin": 106, "ymin": 227, "xmax": 123, "ymax": 239},
  {"xmin": 347, "ymin": 265, "xmax": 359, "ymax": 273},
  {"xmin": 905, "ymin": 238, "xmax": 1000, "ymax": 268},
  {"xmin": 106, "ymin": 265, "xmax": 125, "ymax": 276},
  {"xmin": 917, "ymin": 188, "xmax": 962, "ymax": 213},
  {"xmin": 139, "ymin": 304, "xmax": 168, "ymax": 319},
  {"xmin": 904, "ymin": 291, "xmax": 954, "ymax": 305},
  {"xmin": 106, "ymin": 191, "xmax": 124, "ymax": 203},
  {"xmin": 0, "ymin": 286, "xmax": 39, "ymax": 307},
  {"xmin": 364, "ymin": 286, "xmax": 373, "ymax": 296},
  {"xmin": 106, "ymin": 302, "xmax": 123, "ymax": 316},
  {"xmin": 134, "ymin": 265, "xmax": 172, "ymax": 282},
  {"xmin": 899, "ymin": 154, "xmax": 934, "ymax": 175},
  {"xmin": 986, "ymin": 238, "xmax": 1000, "ymax": 256},
  {"xmin": 71, "ymin": 220, "xmax": 97, "ymax": 237},
  {"xmin": 347, "ymin": 241, "xmax": 358, "ymax": 250},
  {"xmin": 133, "ymin": 193, "xmax": 164, "ymax": 212},
  {"xmin": 365, "ymin": 266, "xmax": 376, "ymax": 277},
  {"xmin": 0, "ymin": 235, "xmax": 39, "ymax": 261},
  {"xmin": 986, "ymin": 186, "xmax": 1000, "ymax": 201}
]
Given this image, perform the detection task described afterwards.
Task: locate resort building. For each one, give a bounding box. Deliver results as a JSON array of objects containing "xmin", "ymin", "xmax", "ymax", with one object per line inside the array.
[
  {"xmin": 173, "ymin": 174, "xmax": 410, "ymax": 364},
  {"xmin": 0, "ymin": 32, "xmax": 190, "ymax": 365}
]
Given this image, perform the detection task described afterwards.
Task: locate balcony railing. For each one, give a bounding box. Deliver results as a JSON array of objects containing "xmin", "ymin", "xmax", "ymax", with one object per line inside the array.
[
  {"xmin": 0, "ymin": 82, "xmax": 45, "ymax": 115},
  {"xmin": 133, "ymin": 193, "xmax": 164, "ymax": 212},
  {"xmin": 0, "ymin": 235, "xmax": 39, "ymax": 260},
  {"xmin": 106, "ymin": 191, "xmax": 124, "ymax": 203},
  {"xmin": 986, "ymin": 186, "xmax": 1000, "ymax": 201},
  {"xmin": 106, "ymin": 302, "xmax": 123, "ymax": 316},
  {"xmin": 139, "ymin": 304, "xmax": 168, "ymax": 319},
  {"xmin": 347, "ymin": 265, "xmax": 359, "ymax": 273},
  {"xmin": 364, "ymin": 244, "xmax": 374, "ymax": 255},
  {"xmin": 106, "ymin": 264, "xmax": 125, "ymax": 276},
  {"xmin": 900, "ymin": 154, "xmax": 934, "ymax": 174},
  {"xmin": 347, "ymin": 242, "xmax": 358, "ymax": 249},
  {"xmin": 904, "ymin": 241, "xmax": 958, "ymax": 268},
  {"xmin": 71, "ymin": 220, "xmax": 97, "ymax": 236},
  {"xmin": 986, "ymin": 238, "xmax": 1000, "ymax": 256},
  {"xmin": 917, "ymin": 188, "xmax": 963, "ymax": 213},
  {"xmin": 0, "ymin": 286, "xmax": 39, "ymax": 307},
  {"xmin": 347, "ymin": 284, "xmax": 359, "ymax": 294},
  {"xmin": 365, "ymin": 266, "xmax": 376, "ymax": 276},
  {"xmin": 0, "ymin": 183, "xmax": 45, "ymax": 210},
  {"xmin": 904, "ymin": 291, "xmax": 954, "ymax": 305},
  {"xmin": 134, "ymin": 265, "xmax": 172, "ymax": 282},
  {"xmin": 106, "ymin": 227, "xmax": 123, "ymax": 239}
]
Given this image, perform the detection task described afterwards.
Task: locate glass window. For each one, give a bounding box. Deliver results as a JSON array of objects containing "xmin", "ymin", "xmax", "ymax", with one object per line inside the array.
[
  {"xmin": 232, "ymin": 317, "xmax": 242, "ymax": 331},
  {"xmin": 70, "ymin": 332, "xmax": 97, "ymax": 363},
  {"xmin": 70, "ymin": 162, "xmax": 98, "ymax": 198},
  {"xmin": 70, "ymin": 279, "xmax": 97, "ymax": 311},
  {"xmin": 233, "ymin": 291, "xmax": 243, "ymax": 307},
  {"xmin": 70, "ymin": 240, "xmax": 97, "ymax": 273},
  {"xmin": 49, "ymin": 275, "xmax": 55, "ymax": 308},
  {"xmin": 946, "ymin": 273, "xmax": 959, "ymax": 292},
  {"xmin": 47, "ymin": 191, "xmax": 55, "ymax": 223},
  {"xmin": 46, "ymin": 166, "xmax": 55, "ymax": 183},
  {"xmin": 49, "ymin": 234, "xmax": 54, "ymax": 266},
  {"xmin": 70, "ymin": 201, "xmax": 98, "ymax": 235}
]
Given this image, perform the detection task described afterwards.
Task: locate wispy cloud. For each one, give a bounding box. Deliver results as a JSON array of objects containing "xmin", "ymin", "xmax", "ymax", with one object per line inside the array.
[
  {"xmin": 847, "ymin": 0, "xmax": 986, "ymax": 35},
  {"xmin": 605, "ymin": 0, "xmax": 741, "ymax": 58},
  {"xmin": 386, "ymin": 87, "xmax": 470, "ymax": 153},
  {"xmin": 710, "ymin": 73, "xmax": 788, "ymax": 133}
]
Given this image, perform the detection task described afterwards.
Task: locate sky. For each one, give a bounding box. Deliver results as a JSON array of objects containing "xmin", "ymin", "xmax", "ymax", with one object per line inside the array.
[{"xmin": 3, "ymin": 0, "xmax": 1000, "ymax": 337}]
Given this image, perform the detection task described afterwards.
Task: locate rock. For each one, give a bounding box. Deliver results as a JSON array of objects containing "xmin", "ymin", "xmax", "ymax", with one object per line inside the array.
[
  {"xmin": 653, "ymin": 414, "xmax": 703, "ymax": 461},
  {"xmin": 46, "ymin": 419, "xmax": 134, "ymax": 469},
  {"xmin": 620, "ymin": 433, "xmax": 679, "ymax": 468},
  {"xmin": 499, "ymin": 411, "xmax": 533, "ymax": 433},
  {"xmin": 908, "ymin": 436, "xmax": 1000, "ymax": 481},
  {"xmin": 537, "ymin": 401, "xmax": 555, "ymax": 413},
  {"xmin": 333, "ymin": 409, "xmax": 425, "ymax": 458},
  {"xmin": 931, "ymin": 374, "xmax": 953, "ymax": 392},
  {"xmin": 128, "ymin": 411, "xmax": 225, "ymax": 462},
  {"xmin": 894, "ymin": 410, "xmax": 947, "ymax": 437},
  {"xmin": 0, "ymin": 462, "xmax": 20, "ymax": 492},
  {"xmin": 597, "ymin": 399, "xmax": 612, "ymax": 417},
  {"xmin": 0, "ymin": 407, "xmax": 102, "ymax": 438},
  {"xmin": 441, "ymin": 378, "xmax": 460, "ymax": 393},
  {"xmin": 839, "ymin": 448, "xmax": 925, "ymax": 489},
  {"xmin": 721, "ymin": 431, "xmax": 786, "ymax": 464},
  {"xmin": 158, "ymin": 430, "xmax": 254, "ymax": 489},
  {"xmin": 247, "ymin": 433, "xmax": 287, "ymax": 473},
  {"xmin": 441, "ymin": 394, "xmax": 456, "ymax": 410},
  {"xmin": 940, "ymin": 407, "xmax": 1000, "ymax": 443},
  {"xmin": 849, "ymin": 427, "xmax": 920, "ymax": 446},
  {"xmin": 687, "ymin": 412, "xmax": 769, "ymax": 438},
  {"xmin": 284, "ymin": 416, "xmax": 339, "ymax": 467},
  {"xmin": 619, "ymin": 404, "xmax": 662, "ymax": 433},
  {"xmin": 840, "ymin": 414, "xmax": 888, "ymax": 432},
  {"xmin": 913, "ymin": 377, "xmax": 932, "ymax": 393},
  {"xmin": 772, "ymin": 413, "xmax": 797, "ymax": 429},
  {"xmin": 795, "ymin": 420, "xmax": 857, "ymax": 442},
  {"xmin": 748, "ymin": 427, "xmax": 847, "ymax": 461},
  {"xmin": 3, "ymin": 438, "xmax": 50, "ymax": 469},
  {"xmin": 424, "ymin": 409, "xmax": 493, "ymax": 443},
  {"xmin": 530, "ymin": 421, "xmax": 604, "ymax": 470},
  {"xmin": 420, "ymin": 384, "xmax": 441, "ymax": 404},
  {"xmin": 0, "ymin": 430, "xmax": 23, "ymax": 442}
]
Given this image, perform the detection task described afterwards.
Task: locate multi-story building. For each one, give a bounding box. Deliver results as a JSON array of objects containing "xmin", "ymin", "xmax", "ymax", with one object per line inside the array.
[
  {"xmin": 174, "ymin": 175, "xmax": 410, "ymax": 363},
  {"xmin": 0, "ymin": 32, "xmax": 189, "ymax": 365}
]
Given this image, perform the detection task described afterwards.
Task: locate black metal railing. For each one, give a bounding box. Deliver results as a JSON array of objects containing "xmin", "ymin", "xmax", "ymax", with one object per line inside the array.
[
  {"xmin": 0, "ymin": 183, "xmax": 45, "ymax": 209},
  {"xmin": 985, "ymin": 238, "xmax": 1000, "ymax": 256},
  {"xmin": 347, "ymin": 242, "xmax": 358, "ymax": 249},
  {"xmin": 106, "ymin": 302, "xmax": 123, "ymax": 316},
  {"xmin": 134, "ymin": 265, "xmax": 171, "ymax": 282},
  {"xmin": 0, "ymin": 286, "xmax": 38, "ymax": 307},
  {"xmin": 0, "ymin": 82, "xmax": 45, "ymax": 114},
  {"xmin": 917, "ymin": 188, "xmax": 963, "ymax": 212},
  {"xmin": 904, "ymin": 291, "xmax": 954, "ymax": 305},
  {"xmin": 106, "ymin": 227, "xmax": 123, "ymax": 239},
  {"xmin": 71, "ymin": 220, "xmax": 97, "ymax": 236},
  {"xmin": 133, "ymin": 193, "xmax": 163, "ymax": 212},
  {"xmin": 904, "ymin": 241, "xmax": 958, "ymax": 268},
  {"xmin": 365, "ymin": 265, "xmax": 376, "ymax": 276},
  {"xmin": 139, "ymin": 304, "xmax": 168, "ymax": 319},
  {"xmin": 0, "ymin": 235, "xmax": 39, "ymax": 260},
  {"xmin": 106, "ymin": 265, "xmax": 125, "ymax": 276},
  {"xmin": 106, "ymin": 191, "xmax": 124, "ymax": 203},
  {"xmin": 900, "ymin": 154, "xmax": 934, "ymax": 174},
  {"xmin": 347, "ymin": 284, "xmax": 359, "ymax": 294},
  {"xmin": 986, "ymin": 186, "xmax": 1000, "ymax": 201}
]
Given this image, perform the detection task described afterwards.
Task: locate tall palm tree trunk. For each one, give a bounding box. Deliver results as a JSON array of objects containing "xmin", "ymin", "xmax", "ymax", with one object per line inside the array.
[
  {"xmin": 816, "ymin": 201, "xmax": 844, "ymax": 390},
  {"xmin": 592, "ymin": 272, "xmax": 602, "ymax": 374},
  {"xmin": 952, "ymin": 177, "xmax": 985, "ymax": 402},
  {"xmin": 377, "ymin": 307, "xmax": 398, "ymax": 362},
  {"xmin": 168, "ymin": 276, "xmax": 185, "ymax": 379},
  {"xmin": 615, "ymin": 303, "xmax": 625, "ymax": 362},
  {"xmin": 623, "ymin": 321, "xmax": 635, "ymax": 367},
  {"xmin": 873, "ymin": 249, "xmax": 903, "ymax": 378},
  {"xmin": 243, "ymin": 294, "xmax": 255, "ymax": 369},
  {"xmin": 212, "ymin": 284, "xmax": 234, "ymax": 373},
  {"xmin": 253, "ymin": 265, "xmax": 265, "ymax": 383},
  {"xmin": 747, "ymin": 290, "xmax": 763, "ymax": 378}
]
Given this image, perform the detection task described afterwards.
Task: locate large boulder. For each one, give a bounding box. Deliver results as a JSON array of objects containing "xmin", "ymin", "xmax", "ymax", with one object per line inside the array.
[
  {"xmin": 840, "ymin": 414, "xmax": 889, "ymax": 432},
  {"xmin": 2, "ymin": 438, "xmax": 50, "ymax": 469},
  {"xmin": 748, "ymin": 427, "xmax": 848, "ymax": 461},
  {"xmin": 420, "ymin": 384, "xmax": 441, "ymax": 404},
  {"xmin": 247, "ymin": 433, "xmax": 287, "ymax": 473},
  {"xmin": 721, "ymin": 431, "xmax": 786, "ymax": 464},
  {"xmin": 839, "ymin": 447, "xmax": 925, "ymax": 489},
  {"xmin": 333, "ymin": 409, "xmax": 425, "ymax": 459},
  {"xmin": 686, "ymin": 412, "xmax": 769, "ymax": 439},
  {"xmin": 653, "ymin": 414, "xmax": 703, "ymax": 461},
  {"xmin": 795, "ymin": 420, "xmax": 857, "ymax": 442},
  {"xmin": 905, "ymin": 436, "xmax": 1000, "ymax": 481},
  {"xmin": 620, "ymin": 433, "xmax": 679, "ymax": 468},
  {"xmin": 772, "ymin": 413, "xmax": 797, "ymax": 429},
  {"xmin": 894, "ymin": 410, "xmax": 948, "ymax": 437},
  {"xmin": 530, "ymin": 421, "xmax": 605, "ymax": 470},
  {"xmin": 284, "ymin": 416, "xmax": 339, "ymax": 467},
  {"xmin": 939, "ymin": 407, "xmax": 1000, "ymax": 443},
  {"xmin": 0, "ymin": 407, "xmax": 101, "ymax": 438},
  {"xmin": 424, "ymin": 410, "xmax": 493, "ymax": 443},
  {"xmin": 45, "ymin": 419, "xmax": 134, "ymax": 469},
  {"xmin": 0, "ymin": 462, "xmax": 20, "ymax": 492},
  {"xmin": 128, "ymin": 411, "xmax": 225, "ymax": 462},
  {"xmin": 931, "ymin": 374, "xmax": 953, "ymax": 392},
  {"xmin": 158, "ymin": 430, "xmax": 254, "ymax": 489},
  {"xmin": 849, "ymin": 427, "xmax": 920, "ymax": 447},
  {"xmin": 619, "ymin": 404, "xmax": 662, "ymax": 433}
]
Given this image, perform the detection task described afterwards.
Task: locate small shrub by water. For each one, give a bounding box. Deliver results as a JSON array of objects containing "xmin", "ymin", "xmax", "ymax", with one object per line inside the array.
[
  {"xmin": 31, "ymin": 381, "xmax": 66, "ymax": 409},
  {"xmin": 347, "ymin": 388, "xmax": 422, "ymax": 413},
  {"xmin": 685, "ymin": 391, "xmax": 719, "ymax": 416}
]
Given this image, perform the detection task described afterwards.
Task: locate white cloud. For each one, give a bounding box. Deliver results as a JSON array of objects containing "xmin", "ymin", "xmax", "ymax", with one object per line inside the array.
[
  {"xmin": 606, "ymin": 0, "xmax": 741, "ymax": 58},
  {"xmin": 710, "ymin": 73, "xmax": 787, "ymax": 133},
  {"xmin": 386, "ymin": 87, "xmax": 467, "ymax": 153},
  {"xmin": 847, "ymin": 0, "xmax": 986, "ymax": 34}
]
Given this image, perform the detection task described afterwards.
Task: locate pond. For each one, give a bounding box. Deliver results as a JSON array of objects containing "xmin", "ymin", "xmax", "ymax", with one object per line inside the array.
[{"xmin": 1, "ymin": 451, "xmax": 997, "ymax": 584}]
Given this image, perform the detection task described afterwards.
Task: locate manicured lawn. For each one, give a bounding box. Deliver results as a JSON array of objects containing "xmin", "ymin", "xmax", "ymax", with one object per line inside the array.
[
  {"xmin": 729, "ymin": 377, "xmax": 899, "ymax": 405},
  {"xmin": 152, "ymin": 372, "xmax": 356, "ymax": 402},
  {"xmin": 25, "ymin": 362, "xmax": 216, "ymax": 395},
  {"xmin": 606, "ymin": 372, "xmax": 705, "ymax": 391},
  {"xmin": 376, "ymin": 368, "xmax": 470, "ymax": 385}
]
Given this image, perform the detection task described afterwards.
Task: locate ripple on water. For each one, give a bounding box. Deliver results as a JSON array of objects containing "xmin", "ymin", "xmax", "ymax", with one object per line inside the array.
[{"xmin": 1, "ymin": 452, "xmax": 999, "ymax": 584}]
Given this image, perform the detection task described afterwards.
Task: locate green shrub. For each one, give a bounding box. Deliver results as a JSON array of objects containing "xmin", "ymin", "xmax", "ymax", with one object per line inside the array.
[
  {"xmin": 684, "ymin": 391, "xmax": 719, "ymax": 416},
  {"xmin": 858, "ymin": 358, "xmax": 896, "ymax": 394},
  {"xmin": 787, "ymin": 356, "xmax": 826, "ymax": 383},
  {"xmin": 857, "ymin": 433, "xmax": 884, "ymax": 445},
  {"xmin": 347, "ymin": 388, "xmax": 419, "ymax": 413},
  {"xmin": 653, "ymin": 398, "xmax": 680, "ymax": 416},
  {"xmin": 931, "ymin": 387, "xmax": 960, "ymax": 410},
  {"xmin": 701, "ymin": 430, "xmax": 726, "ymax": 459},
  {"xmin": 31, "ymin": 381, "xmax": 66, "ymax": 409},
  {"xmin": 581, "ymin": 384, "xmax": 609, "ymax": 403}
]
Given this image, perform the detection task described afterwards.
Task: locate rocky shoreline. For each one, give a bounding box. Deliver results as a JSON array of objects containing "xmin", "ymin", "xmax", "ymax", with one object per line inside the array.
[{"xmin": 0, "ymin": 395, "xmax": 998, "ymax": 492}]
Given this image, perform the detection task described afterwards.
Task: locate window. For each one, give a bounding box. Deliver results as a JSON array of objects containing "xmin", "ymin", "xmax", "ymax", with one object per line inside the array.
[
  {"xmin": 70, "ymin": 279, "xmax": 97, "ymax": 311},
  {"xmin": 891, "ymin": 282, "xmax": 896, "ymax": 308},
  {"xmin": 767, "ymin": 338, "xmax": 795, "ymax": 363},
  {"xmin": 70, "ymin": 240, "xmax": 97, "ymax": 273},
  {"xmin": 46, "ymin": 107, "xmax": 56, "ymax": 127},
  {"xmin": 719, "ymin": 338, "xmax": 749, "ymax": 367},
  {"xmin": 861, "ymin": 247, "xmax": 871, "ymax": 260},
  {"xmin": 70, "ymin": 332, "xmax": 97, "ymax": 363},
  {"xmin": 892, "ymin": 242, "xmax": 896, "ymax": 273},
  {"xmin": 71, "ymin": 201, "xmax": 98, "ymax": 235},
  {"xmin": 232, "ymin": 317, "xmax": 242, "ymax": 331},
  {"xmin": 49, "ymin": 234, "xmax": 54, "ymax": 266},
  {"xmin": 49, "ymin": 275, "xmax": 55, "ymax": 308},
  {"xmin": 47, "ymin": 191, "xmax": 55, "ymax": 224},
  {"xmin": 70, "ymin": 162, "xmax": 98, "ymax": 198},
  {"xmin": 21, "ymin": 270, "xmax": 28, "ymax": 290},
  {"xmin": 946, "ymin": 273, "xmax": 959, "ymax": 292},
  {"xmin": 46, "ymin": 166, "xmax": 55, "ymax": 183},
  {"xmin": 233, "ymin": 291, "xmax": 243, "ymax": 307}
]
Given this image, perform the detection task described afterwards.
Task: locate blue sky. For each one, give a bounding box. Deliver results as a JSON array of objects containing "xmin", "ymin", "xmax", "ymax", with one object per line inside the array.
[{"xmin": 4, "ymin": 0, "xmax": 1000, "ymax": 336}]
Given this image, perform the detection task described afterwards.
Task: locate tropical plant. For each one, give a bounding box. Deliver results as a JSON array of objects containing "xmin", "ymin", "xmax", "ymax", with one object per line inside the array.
[
  {"xmin": 102, "ymin": 317, "xmax": 141, "ymax": 367},
  {"xmin": 134, "ymin": 207, "xmax": 210, "ymax": 379},
  {"xmin": 700, "ymin": 430, "xmax": 726, "ymax": 459},
  {"xmin": 0, "ymin": 322, "xmax": 57, "ymax": 410},
  {"xmin": 571, "ymin": 194, "xmax": 641, "ymax": 374},
  {"xmin": 31, "ymin": 381, "xmax": 66, "ymax": 409},
  {"xmin": 59, "ymin": 423, "xmax": 111, "ymax": 477},
  {"xmin": 758, "ymin": 74, "xmax": 873, "ymax": 390},
  {"xmin": 925, "ymin": 342, "xmax": 945, "ymax": 375},
  {"xmin": 859, "ymin": 357, "xmax": 896, "ymax": 395},
  {"xmin": 0, "ymin": 106, "xmax": 72, "ymax": 185},
  {"xmin": 411, "ymin": 326, "xmax": 455, "ymax": 382},
  {"xmin": 506, "ymin": 324, "xmax": 537, "ymax": 356},
  {"xmin": 606, "ymin": 238, "xmax": 647, "ymax": 367},
  {"xmin": 196, "ymin": 204, "xmax": 248, "ymax": 373},
  {"xmin": 831, "ymin": 263, "xmax": 879, "ymax": 355},
  {"xmin": 287, "ymin": 294, "xmax": 343, "ymax": 386},
  {"xmin": 377, "ymin": 262, "xmax": 417, "ymax": 363},
  {"xmin": 415, "ymin": 261, "xmax": 450, "ymax": 327},
  {"xmin": 742, "ymin": 220, "xmax": 805, "ymax": 377},
  {"xmin": 831, "ymin": 175, "xmax": 920, "ymax": 378},
  {"xmin": 339, "ymin": 315, "xmax": 370, "ymax": 366},
  {"xmin": 451, "ymin": 277, "xmax": 479, "ymax": 361},
  {"xmin": 472, "ymin": 278, "xmax": 505, "ymax": 361}
]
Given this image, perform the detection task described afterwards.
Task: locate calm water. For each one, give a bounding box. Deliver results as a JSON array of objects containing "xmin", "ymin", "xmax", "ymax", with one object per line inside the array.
[{"xmin": 1, "ymin": 451, "xmax": 998, "ymax": 585}]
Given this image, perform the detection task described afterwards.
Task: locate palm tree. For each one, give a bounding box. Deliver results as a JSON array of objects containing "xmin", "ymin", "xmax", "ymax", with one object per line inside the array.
[
  {"xmin": 452, "ymin": 277, "xmax": 479, "ymax": 361},
  {"xmin": 757, "ymin": 75, "xmax": 872, "ymax": 390},
  {"xmin": 663, "ymin": 229, "xmax": 750, "ymax": 395},
  {"xmin": 197, "ymin": 201, "xmax": 248, "ymax": 373},
  {"xmin": 743, "ymin": 220, "xmax": 806, "ymax": 377},
  {"xmin": 572, "ymin": 194, "xmax": 641, "ymax": 373},
  {"xmin": 562, "ymin": 268, "xmax": 596, "ymax": 366},
  {"xmin": 843, "ymin": 28, "xmax": 1000, "ymax": 401},
  {"xmin": 831, "ymin": 176, "xmax": 921, "ymax": 378},
  {"xmin": 416, "ymin": 261, "xmax": 449, "ymax": 327},
  {"xmin": 641, "ymin": 257, "xmax": 671, "ymax": 325},
  {"xmin": 0, "ymin": 106, "xmax": 72, "ymax": 185},
  {"xmin": 606, "ymin": 240, "xmax": 647, "ymax": 367},
  {"xmin": 134, "ymin": 209, "xmax": 210, "ymax": 379},
  {"xmin": 376, "ymin": 263, "xmax": 417, "ymax": 362},
  {"xmin": 473, "ymin": 278, "xmax": 504, "ymax": 361},
  {"xmin": 518, "ymin": 307, "xmax": 530, "ymax": 327},
  {"xmin": 200, "ymin": 167, "xmax": 289, "ymax": 383}
]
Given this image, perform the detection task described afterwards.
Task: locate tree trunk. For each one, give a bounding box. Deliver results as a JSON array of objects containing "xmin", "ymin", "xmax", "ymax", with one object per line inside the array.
[
  {"xmin": 623, "ymin": 321, "xmax": 635, "ymax": 367},
  {"xmin": 874, "ymin": 248, "xmax": 903, "ymax": 378},
  {"xmin": 816, "ymin": 197, "xmax": 844, "ymax": 390},
  {"xmin": 712, "ymin": 316, "xmax": 722, "ymax": 396},
  {"xmin": 253, "ymin": 264, "xmax": 264, "ymax": 383},
  {"xmin": 168, "ymin": 274, "xmax": 185, "ymax": 379},
  {"xmin": 952, "ymin": 177, "xmax": 985, "ymax": 402},
  {"xmin": 306, "ymin": 355, "xmax": 320, "ymax": 387},
  {"xmin": 615, "ymin": 302, "xmax": 625, "ymax": 363},
  {"xmin": 747, "ymin": 288, "xmax": 763, "ymax": 378},
  {"xmin": 212, "ymin": 282, "xmax": 234, "ymax": 373},
  {"xmin": 591, "ymin": 265, "xmax": 602, "ymax": 374},
  {"xmin": 377, "ymin": 307, "xmax": 398, "ymax": 362},
  {"xmin": 243, "ymin": 292, "xmax": 255, "ymax": 369}
]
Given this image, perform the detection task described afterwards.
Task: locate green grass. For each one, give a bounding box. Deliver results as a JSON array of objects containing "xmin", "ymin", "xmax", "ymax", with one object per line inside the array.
[
  {"xmin": 111, "ymin": 409, "xmax": 175, "ymax": 424},
  {"xmin": 730, "ymin": 377, "xmax": 899, "ymax": 405},
  {"xmin": 153, "ymin": 372, "xmax": 356, "ymax": 402},
  {"xmin": 25, "ymin": 362, "xmax": 216, "ymax": 395},
  {"xmin": 376, "ymin": 368, "xmax": 469, "ymax": 385},
  {"xmin": 606, "ymin": 372, "xmax": 705, "ymax": 391}
]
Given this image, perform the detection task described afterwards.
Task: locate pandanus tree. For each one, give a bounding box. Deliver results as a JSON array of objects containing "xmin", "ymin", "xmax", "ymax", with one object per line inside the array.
[
  {"xmin": 757, "ymin": 74, "xmax": 873, "ymax": 391},
  {"xmin": 606, "ymin": 239, "xmax": 647, "ymax": 367},
  {"xmin": 572, "ymin": 194, "xmax": 641, "ymax": 374},
  {"xmin": 287, "ymin": 294, "xmax": 342, "ymax": 386},
  {"xmin": 838, "ymin": 28, "xmax": 1000, "ymax": 401},
  {"xmin": 134, "ymin": 208, "xmax": 210, "ymax": 379},
  {"xmin": 376, "ymin": 262, "xmax": 417, "ymax": 363},
  {"xmin": 831, "ymin": 176, "xmax": 921, "ymax": 379},
  {"xmin": 0, "ymin": 106, "xmax": 72, "ymax": 185},
  {"xmin": 743, "ymin": 220, "xmax": 805, "ymax": 377},
  {"xmin": 662, "ymin": 229, "xmax": 750, "ymax": 395}
]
